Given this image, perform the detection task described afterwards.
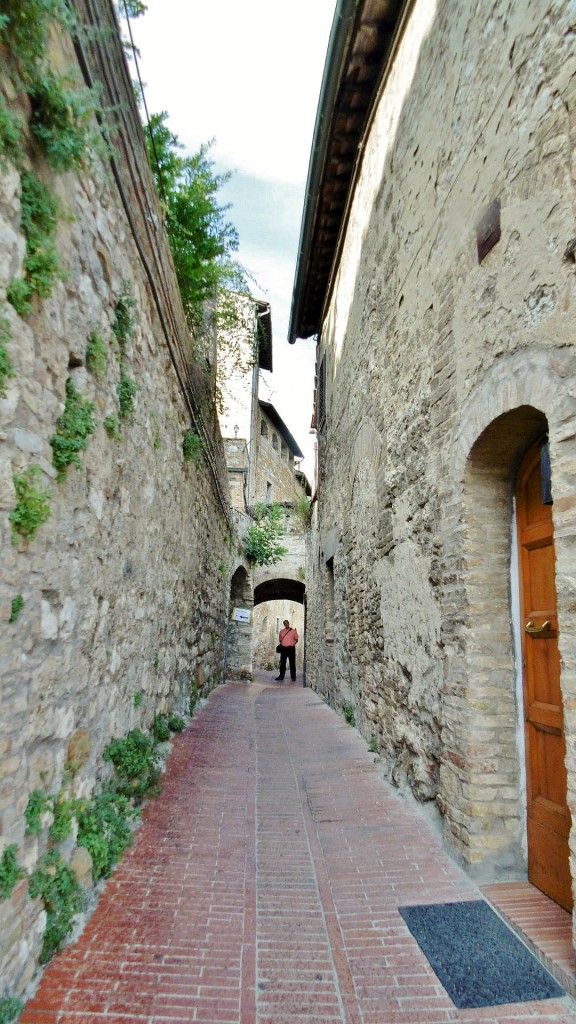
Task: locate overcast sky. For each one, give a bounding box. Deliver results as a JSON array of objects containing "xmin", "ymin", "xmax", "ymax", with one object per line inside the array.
[{"xmin": 129, "ymin": 0, "xmax": 337, "ymax": 479}]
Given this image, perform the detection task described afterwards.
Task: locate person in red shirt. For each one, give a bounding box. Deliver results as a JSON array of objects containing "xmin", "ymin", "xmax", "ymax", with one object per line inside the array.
[{"xmin": 275, "ymin": 619, "xmax": 299, "ymax": 682}]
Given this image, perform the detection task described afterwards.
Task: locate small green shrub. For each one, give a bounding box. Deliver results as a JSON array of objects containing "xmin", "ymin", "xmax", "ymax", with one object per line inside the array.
[
  {"xmin": 133, "ymin": 691, "xmax": 142, "ymax": 708},
  {"xmin": 9, "ymin": 466, "xmax": 51, "ymax": 542},
  {"xmin": 112, "ymin": 287, "xmax": 136, "ymax": 350},
  {"xmin": 103, "ymin": 729, "xmax": 160, "ymax": 801},
  {"xmin": 368, "ymin": 736, "xmax": 378, "ymax": 753},
  {"xmin": 0, "ymin": 997, "xmax": 24, "ymax": 1024},
  {"xmin": 117, "ymin": 375, "xmax": 138, "ymax": 420},
  {"xmin": 0, "ymin": 316, "xmax": 15, "ymax": 398},
  {"xmin": 294, "ymin": 495, "xmax": 312, "ymax": 528},
  {"xmin": 0, "ymin": 95, "xmax": 23, "ymax": 167},
  {"xmin": 0, "ymin": 0, "xmax": 74, "ymax": 72},
  {"xmin": 103, "ymin": 413, "xmax": 121, "ymax": 440},
  {"xmin": 151, "ymin": 714, "xmax": 170, "ymax": 744},
  {"xmin": 182, "ymin": 429, "xmax": 203, "ymax": 465},
  {"xmin": 266, "ymin": 661, "xmax": 274, "ymax": 671},
  {"xmin": 29, "ymin": 70, "xmax": 97, "ymax": 173},
  {"xmin": 51, "ymin": 377, "xmax": 96, "ymax": 482},
  {"xmin": 341, "ymin": 702, "xmax": 356, "ymax": 727},
  {"xmin": 25, "ymin": 788, "xmax": 51, "ymax": 835},
  {"xmin": 189, "ymin": 687, "xmax": 199, "ymax": 717},
  {"xmin": 244, "ymin": 503, "xmax": 287, "ymax": 566},
  {"xmin": 0, "ymin": 845, "xmax": 25, "ymax": 899},
  {"xmin": 167, "ymin": 714, "xmax": 185, "ymax": 733},
  {"xmin": 8, "ymin": 171, "xmax": 62, "ymax": 316},
  {"xmin": 28, "ymin": 849, "xmax": 85, "ymax": 963},
  {"xmin": 76, "ymin": 789, "xmax": 135, "ymax": 881},
  {"xmin": 49, "ymin": 793, "xmax": 78, "ymax": 842},
  {"xmin": 6, "ymin": 278, "xmax": 32, "ymax": 318},
  {"xmin": 85, "ymin": 330, "xmax": 107, "ymax": 380},
  {"xmin": 9, "ymin": 595, "xmax": 24, "ymax": 623}
]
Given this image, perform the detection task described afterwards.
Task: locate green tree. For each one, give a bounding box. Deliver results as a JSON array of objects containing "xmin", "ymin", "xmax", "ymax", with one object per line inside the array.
[
  {"xmin": 245, "ymin": 504, "xmax": 288, "ymax": 567},
  {"xmin": 144, "ymin": 112, "xmax": 247, "ymax": 331}
]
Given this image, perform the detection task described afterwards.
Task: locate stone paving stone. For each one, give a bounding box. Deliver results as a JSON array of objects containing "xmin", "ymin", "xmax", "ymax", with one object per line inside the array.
[{"xmin": 20, "ymin": 678, "xmax": 576, "ymax": 1024}]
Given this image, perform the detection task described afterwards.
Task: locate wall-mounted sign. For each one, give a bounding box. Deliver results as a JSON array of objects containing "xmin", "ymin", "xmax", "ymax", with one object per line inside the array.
[{"xmin": 232, "ymin": 607, "xmax": 251, "ymax": 623}]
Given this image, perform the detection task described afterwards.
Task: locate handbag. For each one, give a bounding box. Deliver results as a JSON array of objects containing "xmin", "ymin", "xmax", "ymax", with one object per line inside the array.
[{"xmin": 276, "ymin": 644, "xmax": 282, "ymax": 653}]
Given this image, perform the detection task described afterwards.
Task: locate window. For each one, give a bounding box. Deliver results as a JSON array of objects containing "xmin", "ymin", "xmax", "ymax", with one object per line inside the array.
[
  {"xmin": 281, "ymin": 442, "xmax": 287, "ymax": 458},
  {"xmin": 260, "ymin": 420, "xmax": 268, "ymax": 437},
  {"xmin": 272, "ymin": 433, "xmax": 279, "ymax": 450},
  {"xmin": 266, "ymin": 481, "xmax": 272, "ymax": 504}
]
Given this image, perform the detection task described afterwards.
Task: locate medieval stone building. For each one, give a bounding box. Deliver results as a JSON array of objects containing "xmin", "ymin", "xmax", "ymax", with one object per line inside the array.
[{"xmin": 290, "ymin": 0, "xmax": 576, "ymax": 932}]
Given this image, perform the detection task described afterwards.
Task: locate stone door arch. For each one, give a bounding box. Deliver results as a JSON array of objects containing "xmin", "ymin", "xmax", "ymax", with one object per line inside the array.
[
  {"xmin": 226, "ymin": 565, "xmax": 253, "ymax": 680},
  {"xmin": 441, "ymin": 398, "xmax": 576, "ymax": 905}
]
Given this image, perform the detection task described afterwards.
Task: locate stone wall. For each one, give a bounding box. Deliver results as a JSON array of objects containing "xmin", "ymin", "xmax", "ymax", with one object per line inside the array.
[
  {"xmin": 306, "ymin": 0, "xmax": 576, "ymax": 893},
  {"xmin": 0, "ymin": 1, "xmax": 234, "ymax": 995},
  {"xmin": 254, "ymin": 405, "xmax": 303, "ymax": 506}
]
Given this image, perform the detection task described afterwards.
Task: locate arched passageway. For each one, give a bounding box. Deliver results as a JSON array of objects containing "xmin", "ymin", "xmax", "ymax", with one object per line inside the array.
[{"xmin": 254, "ymin": 578, "xmax": 305, "ymax": 606}]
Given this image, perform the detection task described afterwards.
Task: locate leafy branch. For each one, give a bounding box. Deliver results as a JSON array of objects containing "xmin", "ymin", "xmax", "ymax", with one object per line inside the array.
[{"xmin": 244, "ymin": 503, "xmax": 287, "ymax": 566}]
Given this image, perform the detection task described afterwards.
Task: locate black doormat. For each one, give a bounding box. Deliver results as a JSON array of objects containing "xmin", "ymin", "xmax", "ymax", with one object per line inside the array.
[{"xmin": 399, "ymin": 900, "xmax": 564, "ymax": 1008}]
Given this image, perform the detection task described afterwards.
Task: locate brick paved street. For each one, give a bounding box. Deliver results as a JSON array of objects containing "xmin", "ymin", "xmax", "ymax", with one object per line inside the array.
[{"xmin": 20, "ymin": 676, "xmax": 576, "ymax": 1024}]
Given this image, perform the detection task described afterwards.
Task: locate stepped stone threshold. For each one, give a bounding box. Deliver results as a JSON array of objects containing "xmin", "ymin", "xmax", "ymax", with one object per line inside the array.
[{"xmin": 21, "ymin": 672, "xmax": 576, "ymax": 1024}]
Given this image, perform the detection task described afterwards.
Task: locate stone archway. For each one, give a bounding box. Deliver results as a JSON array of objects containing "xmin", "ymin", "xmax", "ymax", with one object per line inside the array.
[
  {"xmin": 252, "ymin": 577, "xmax": 305, "ymax": 676},
  {"xmin": 226, "ymin": 565, "xmax": 253, "ymax": 680}
]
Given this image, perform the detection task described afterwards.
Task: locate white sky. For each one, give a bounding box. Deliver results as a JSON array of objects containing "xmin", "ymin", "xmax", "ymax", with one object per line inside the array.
[{"xmin": 130, "ymin": 0, "xmax": 337, "ymax": 480}]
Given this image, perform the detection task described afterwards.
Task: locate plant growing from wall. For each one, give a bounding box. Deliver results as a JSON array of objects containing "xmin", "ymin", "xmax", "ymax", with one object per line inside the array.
[
  {"xmin": 103, "ymin": 729, "xmax": 161, "ymax": 801},
  {"xmin": 117, "ymin": 374, "xmax": 138, "ymax": 420},
  {"xmin": 0, "ymin": 316, "xmax": 15, "ymax": 398},
  {"xmin": 9, "ymin": 466, "xmax": 51, "ymax": 542},
  {"xmin": 112, "ymin": 286, "xmax": 136, "ymax": 352},
  {"xmin": 9, "ymin": 595, "xmax": 24, "ymax": 623},
  {"xmin": 341, "ymin": 702, "xmax": 356, "ymax": 727},
  {"xmin": 182, "ymin": 428, "xmax": 203, "ymax": 465},
  {"xmin": 6, "ymin": 171, "xmax": 63, "ymax": 317},
  {"xmin": 294, "ymin": 495, "xmax": 312, "ymax": 528},
  {"xmin": 167, "ymin": 714, "xmax": 185, "ymax": 733},
  {"xmin": 0, "ymin": 998, "xmax": 23, "ymax": 1024},
  {"xmin": 0, "ymin": 0, "xmax": 102, "ymax": 170},
  {"xmin": 0, "ymin": 845, "xmax": 26, "ymax": 899},
  {"xmin": 85, "ymin": 330, "xmax": 108, "ymax": 381},
  {"xmin": 49, "ymin": 792, "xmax": 79, "ymax": 842},
  {"xmin": 0, "ymin": 96, "xmax": 23, "ymax": 168},
  {"xmin": 28, "ymin": 849, "xmax": 85, "ymax": 963},
  {"xmin": 25, "ymin": 788, "xmax": 51, "ymax": 835},
  {"xmin": 103, "ymin": 413, "xmax": 121, "ymax": 440},
  {"xmin": 28, "ymin": 69, "xmax": 101, "ymax": 173},
  {"xmin": 50, "ymin": 377, "xmax": 96, "ymax": 482},
  {"xmin": 76, "ymin": 789, "xmax": 135, "ymax": 881},
  {"xmin": 244, "ymin": 503, "xmax": 287, "ymax": 566},
  {"xmin": 0, "ymin": 0, "xmax": 74, "ymax": 74},
  {"xmin": 151, "ymin": 714, "xmax": 170, "ymax": 743}
]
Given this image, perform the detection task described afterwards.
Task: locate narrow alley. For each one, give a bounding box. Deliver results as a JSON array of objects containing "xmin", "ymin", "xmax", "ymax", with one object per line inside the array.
[{"xmin": 20, "ymin": 675, "xmax": 576, "ymax": 1024}]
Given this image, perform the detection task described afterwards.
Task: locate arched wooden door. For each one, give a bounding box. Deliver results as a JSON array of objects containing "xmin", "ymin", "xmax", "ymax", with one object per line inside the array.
[{"xmin": 516, "ymin": 444, "xmax": 572, "ymax": 911}]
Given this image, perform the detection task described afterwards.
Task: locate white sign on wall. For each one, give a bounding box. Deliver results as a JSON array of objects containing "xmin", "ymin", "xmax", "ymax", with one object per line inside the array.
[{"xmin": 232, "ymin": 607, "xmax": 251, "ymax": 623}]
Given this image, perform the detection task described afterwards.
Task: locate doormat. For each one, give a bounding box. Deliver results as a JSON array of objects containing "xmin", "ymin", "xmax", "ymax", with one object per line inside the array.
[{"xmin": 398, "ymin": 900, "xmax": 564, "ymax": 1008}]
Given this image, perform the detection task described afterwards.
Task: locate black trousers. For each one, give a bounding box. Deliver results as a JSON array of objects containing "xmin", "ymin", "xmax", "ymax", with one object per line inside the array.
[{"xmin": 279, "ymin": 645, "xmax": 296, "ymax": 680}]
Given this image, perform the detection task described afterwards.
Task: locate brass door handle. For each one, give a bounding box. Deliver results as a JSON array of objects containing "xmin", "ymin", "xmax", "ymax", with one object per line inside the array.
[{"xmin": 525, "ymin": 619, "xmax": 551, "ymax": 635}]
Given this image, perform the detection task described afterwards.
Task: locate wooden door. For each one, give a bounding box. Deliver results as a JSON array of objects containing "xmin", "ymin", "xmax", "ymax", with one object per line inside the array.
[{"xmin": 516, "ymin": 444, "xmax": 572, "ymax": 911}]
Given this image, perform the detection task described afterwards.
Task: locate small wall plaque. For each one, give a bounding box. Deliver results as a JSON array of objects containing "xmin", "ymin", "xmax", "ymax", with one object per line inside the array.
[{"xmin": 232, "ymin": 607, "xmax": 251, "ymax": 623}]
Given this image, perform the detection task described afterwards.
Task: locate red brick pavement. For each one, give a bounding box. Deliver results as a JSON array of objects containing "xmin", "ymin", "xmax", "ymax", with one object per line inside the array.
[{"xmin": 19, "ymin": 675, "xmax": 576, "ymax": 1024}]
